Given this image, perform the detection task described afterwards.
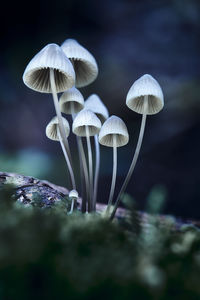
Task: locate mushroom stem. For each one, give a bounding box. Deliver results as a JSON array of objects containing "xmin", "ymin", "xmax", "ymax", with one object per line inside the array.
[
  {"xmin": 106, "ymin": 136, "xmax": 117, "ymax": 214},
  {"xmin": 68, "ymin": 198, "xmax": 75, "ymax": 214},
  {"xmin": 50, "ymin": 68, "xmax": 73, "ymax": 168},
  {"xmin": 93, "ymin": 135, "xmax": 100, "ymax": 211},
  {"xmin": 77, "ymin": 136, "xmax": 90, "ymax": 212},
  {"xmin": 57, "ymin": 128, "xmax": 76, "ymax": 190},
  {"xmin": 86, "ymin": 125, "xmax": 93, "ymax": 212},
  {"xmin": 110, "ymin": 95, "xmax": 148, "ymax": 220}
]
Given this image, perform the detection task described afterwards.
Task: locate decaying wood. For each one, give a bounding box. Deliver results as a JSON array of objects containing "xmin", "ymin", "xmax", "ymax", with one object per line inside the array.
[
  {"xmin": 0, "ymin": 171, "xmax": 126, "ymax": 216},
  {"xmin": 0, "ymin": 172, "xmax": 200, "ymax": 229},
  {"xmin": 0, "ymin": 172, "xmax": 70, "ymax": 208}
]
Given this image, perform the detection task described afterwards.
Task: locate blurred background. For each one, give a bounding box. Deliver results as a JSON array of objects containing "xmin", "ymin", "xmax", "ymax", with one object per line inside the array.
[{"xmin": 0, "ymin": 0, "xmax": 199, "ymax": 218}]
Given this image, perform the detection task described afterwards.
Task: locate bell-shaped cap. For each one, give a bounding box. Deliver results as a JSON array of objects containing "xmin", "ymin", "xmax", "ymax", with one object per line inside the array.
[
  {"xmin": 23, "ymin": 43, "xmax": 75, "ymax": 93},
  {"xmin": 126, "ymin": 74, "xmax": 164, "ymax": 115},
  {"xmin": 99, "ymin": 115, "xmax": 129, "ymax": 147},
  {"xmin": 69, "ymin": 189, "xmax": 78, "ymax": 199},
  {"xmin": 46, "ymin": 116, "xmax": 70, "ymax": 141},
  {"xmin": 61, "ymin": 39, "xmax": 98, "ymax": 88},
  {"xmin": 59, "ymin": 87, "xmax": 84, "ymax": 114},
  {"xmin": 85, "ymin": 94, "xmax": 109, "ymax": 124},
  {"xmin": 72, "ymin": 109, "xmax": 101, "ymax": 137}
]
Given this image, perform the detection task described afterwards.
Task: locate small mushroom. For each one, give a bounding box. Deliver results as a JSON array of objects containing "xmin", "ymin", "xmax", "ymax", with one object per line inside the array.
[
  {"xmin": 111, "ymin": 74, "xmax": 164, "ymax": 220},
  {"xmin": 68, "ymin": 189, "xmax": 78, "ymax": 214},
  {"xmin": 73, "ymin": 109, "xmax": 101, "ymax": 212},
  {"xmin": 59, "ymin": 87, "xmax": 84, "ymax": 116},
  {"xmin": 99, "ymin": 115, "xmax": 129, "ymax": 214},
  {"xmin": 72, "ymin": 109, "xmax": 101, "ymax": 137},
  {"xmin": 126, "ymin": 74, "xmax": 164, "ymax": 115},
  {"xmin": 85, "ymin": 94, "xmax": 109, "ymax": 210},
  {"xmin": 61, "ymin": 39, "xmax": 98, "ymax": 88},
  {"xmin": 46, "ymin": 116, "xmax": 76, "ymax": 190},
  {"xmin": 23, "ymin": 43, "xmax": 75, "ymax": 170},
  {"xmin": 85, "ymin": 94, "xmax": 109, "ymax": 124}
]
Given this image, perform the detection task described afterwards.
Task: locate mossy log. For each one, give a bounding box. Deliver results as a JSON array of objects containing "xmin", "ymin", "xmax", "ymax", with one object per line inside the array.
[
  {"xmin": 0, "ymin": 171, "xmax": 200, "ymax": 229},
  {"xmin": 0, "ymin": 171, "xmax": 125, "ymax": 216}
]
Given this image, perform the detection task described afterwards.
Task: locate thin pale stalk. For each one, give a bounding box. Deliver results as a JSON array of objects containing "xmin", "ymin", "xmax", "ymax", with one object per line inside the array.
[
  {"xmin": 106, "ymin": 136, "xmax": 117, "ymax": 214},
  {"xmin": 93, "ymin": 135, "xmax": 100, "ymax": 211},
  {"xmin": 77, "ymin": 136, "xmax": 90, "ymax": 212},
  {"xmin": 86, "ymin": 126, "xmax": 93, "ymax": 212},
  {"xmin": 49, "ymin": 68, "xmax": 73, "ymax": 169},
  {"xmin": 71, "ymin": 104, "xmax": 89, "ymax": 212},
  {"xmin": 57, "ymin": 128, "xmax": 76, "ymax": 190},
  {"xmin": 110, "ymin": 95, "xmax": 148, "ymax": 220},
  {"xmin": 68, "ymin": 198, "xmax": 75, "ymax": 214}
]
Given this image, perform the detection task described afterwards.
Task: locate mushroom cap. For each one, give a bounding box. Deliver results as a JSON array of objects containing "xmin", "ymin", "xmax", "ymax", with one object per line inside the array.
[
  {"xmin": 23, "ymin": 43, "xmax": 75, "ymax": 93},
  {"xmin": 69, "ymin": 189, "xmax": 78, "ymax": 199},
  {"xmin": 85, "ymin": 94, "xmax": 109, "ymax": 124},
  {"xmin": 126, "ymin": 74, "xmax": 164, "ymax": 115},
  {"xmin": 46, "ymin": 116, "xmax": 70, "ymax": 141},
  {"xmin": 61, "ymin": 39, "xmax": 98, "ymax": 88},
  {"xmin": 72, "ymin": 109, "xmax": 101, "ymax": 137},
  {"xmin": 59, "ymin": 87, "xmax": 84, "ymax": 114},
  {"xmin": 99, "ymin": 115, "xmax": 129, "ymax": 147}
]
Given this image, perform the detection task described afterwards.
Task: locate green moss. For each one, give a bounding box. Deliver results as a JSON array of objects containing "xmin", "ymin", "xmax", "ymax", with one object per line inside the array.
[{"xmin": 0, "ymin": 185, "xmax": 200, "ymax": 299}]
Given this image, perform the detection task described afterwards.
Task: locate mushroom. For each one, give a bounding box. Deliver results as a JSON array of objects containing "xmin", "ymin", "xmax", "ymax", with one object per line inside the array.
[
  {"xmin": 85, "ymin": 94, "xmax": 109, "ymax": 210},
  {"xmin": 72, "ymin": 109, "xmax": 101, "ymax": 212},
  {"xmin": 46, "ymin": 116, "xmax": 76, "ymax": 190},
  {"xmin": 23, "ymin": 43, "xmax": 75, "ymax": 169},
  {"xmin": 59, "ymin": 87, "xmax": 87, "ymax": 211},
  {"xmin": 68, "ymin": 189, "xmax": 78, "ymax": 214},
  {"xmin": 61, "ymin": 39, "xmax": 98, "ymax": 87},
  {"xmin": 59, "ymin": 87, "xmax": 84, "ymax": 116},
  {"xmin": 99, "ymin": 115, "xmax": 129, "ymax": 214},
  {"xmin": 85, "ymin": 94, "xmax": 109, "ymax": 124},
  {"xmin": 110, "ymin": 74, "xmax": 164, "ymax": 220}
]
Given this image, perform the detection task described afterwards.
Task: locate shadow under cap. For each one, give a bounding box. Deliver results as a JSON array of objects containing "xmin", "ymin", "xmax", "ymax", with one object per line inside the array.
[
  {"xmin": 85, "ymin": 94, "xmax": 109, "ymax": 124},
  {"xmin": 72, "ymin": 109, "xmax": 101, "ymax": 137},
  {"xmin": 46, "ymin": 116, "xmax": 70, "ymax": 141},
  {"xmin": 61, "ymin": 39, "xmax": 98, "ymax": 88},
  {"xmin": 23, "ymin": 43, "xmax": 75, "ymax": 93},
  {"xmin": 99, "ymin": 115, "xmax": 129, "ymax": 147},
  {"xmin": 59, "ymin": 87, "xmax": 84, "ymax": 114},
  {"xmin": 126, "ymin": 74, "xmax": 164, "ymax": 115}
]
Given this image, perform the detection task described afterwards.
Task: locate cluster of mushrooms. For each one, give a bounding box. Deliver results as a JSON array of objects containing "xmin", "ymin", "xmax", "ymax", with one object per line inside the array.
[{"xmin": 23, "ymin": 39, "xmax": 164, "ymax": 220}]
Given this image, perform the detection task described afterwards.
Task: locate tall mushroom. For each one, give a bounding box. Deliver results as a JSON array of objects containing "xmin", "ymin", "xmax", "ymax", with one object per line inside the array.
[
  {"xmin": 85, "ymin": 94, "xmax": 109, "ymax": 210},
  {"xmin": 23, "ymin": 43, "xmax": 75, "ymax": 170},
  {"xmin": 61, "ymin": 39, "xmax": 98, "ymax": 88},
  {"xmin": 59, "ymin": 87, "xmax": 87, "ymax": 211},
  {"xmin": 72, "ymin": 109, "xmax": 101, "ymax": 212},
  {"xmin": 99, "ymin": 116, "xmax": 129, "ymax": 214},
  {"xmin": 110, "ymin": 74, "xmax": 164, "ymax": 220},
  {"xmin": 45, "ymin": 116, "xmax": 76, "ymax": 190}
]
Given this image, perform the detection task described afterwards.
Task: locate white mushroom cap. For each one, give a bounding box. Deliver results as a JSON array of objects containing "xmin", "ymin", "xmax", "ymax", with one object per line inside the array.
[
  {"xmin": 99, "ymin": 115, "xmax": 129, "ymax": 147},
  {"xmin": 69, "ymin": 189, "xmax": 78, "ymax": 199},
  {"xmin": 59, "ymin": 87, "xmax": 84, "ymax": 114},
  {"xmin": 85, "ymin": 94, "xmax": 109, "ymax": 124},
  {"xmin": 72, "ymin": 109, "xmax": 101, "ymax": 137},
  {"xmin": 23, "ymin": 43, "xmax": 75, "ymax": 93},
  {"xmin": 61, "ymin": 39, "xmax": 98, "ymax": 88},
  {"xmin": 126, "ymin": 74, "xmax": 164, "ymax": 115},
  {"xmin": 46, "ymin": 116, "xmax": 70, "ymax": 141}
]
